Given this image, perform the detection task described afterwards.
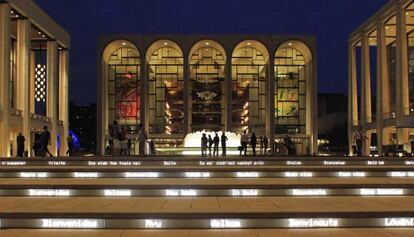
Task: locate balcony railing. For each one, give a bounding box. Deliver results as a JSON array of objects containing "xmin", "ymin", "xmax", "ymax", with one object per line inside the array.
[{"xmin": 30, "ymin": 113, "xmax": 51, "ymax": 122}]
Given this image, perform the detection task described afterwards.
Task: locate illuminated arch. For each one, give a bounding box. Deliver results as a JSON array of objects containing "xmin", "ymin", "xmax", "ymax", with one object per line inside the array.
[
  {"xmin": 188, "ymin": 40, "xmax": 226, "ymax": 132},
  {"xmin": 146, "ymin": 39, "xmax": 184, "ymax": 135},
  {"xmin": 102, "ymin": 39, "xmax": 141, "ymax": 135},
  {"xmin": 274, "ymin": 40, "xmax": 312, "ymax": 135},
  {"xmin": 230, "ymin": 40, "xmax": 269, "ymax": 134}
]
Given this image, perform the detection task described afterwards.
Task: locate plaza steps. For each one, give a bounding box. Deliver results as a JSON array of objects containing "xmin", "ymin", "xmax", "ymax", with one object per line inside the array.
[
  {"xmin": 0, "ymin": 156, "xmax": 413, "ymax": 234},
  {"xmin": 2, "ymin": 228, "xmax": 414, "ymax": 237}
]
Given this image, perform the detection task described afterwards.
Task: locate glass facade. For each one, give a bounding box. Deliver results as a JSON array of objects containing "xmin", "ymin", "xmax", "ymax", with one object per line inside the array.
[
  {"xmin": 231, "ymin": 44, "xmax": 267, "ymax": 134},
  {"xmin": 148, "ymin": 44, "xmax": 184, "ymax": 135},
  {"xmin": 108, "ymin": 46, "xmax": 141, "ymax": 134},
  {"xmin": 189, "ymin": 44, "xmax": 225, "ymax": 132},
  {"xmin": 274, "ymin": 47, "xmax": 306, "ymax": 134},
  {"xmin": 99, "ymin": 37, "xmax": 316, "ymax": 154}
]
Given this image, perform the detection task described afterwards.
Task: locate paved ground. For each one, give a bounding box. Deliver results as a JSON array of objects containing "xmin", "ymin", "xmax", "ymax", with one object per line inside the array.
[{"xmin": 0, "ymin": 228, "xmax": 413, "ymax": 237}]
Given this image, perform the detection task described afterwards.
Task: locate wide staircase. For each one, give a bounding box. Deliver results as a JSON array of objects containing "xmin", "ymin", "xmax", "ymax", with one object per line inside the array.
[{"xmin": 0, "ymin": 155, "xmax": 413, "ymax": 236}]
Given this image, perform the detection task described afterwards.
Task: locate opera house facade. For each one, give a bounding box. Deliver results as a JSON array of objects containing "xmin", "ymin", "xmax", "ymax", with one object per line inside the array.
[{"xmin": 97, "ymin": 35, "xmax": 317, "ymax": 155}]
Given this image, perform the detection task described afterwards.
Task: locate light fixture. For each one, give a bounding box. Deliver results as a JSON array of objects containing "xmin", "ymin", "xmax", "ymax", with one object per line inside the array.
[
  {"xmin": 205, "ymin": 42, "xmax": 210, "ymax": 45},
  {"xmin": 10, "ymin": 10, "xmax": 14, "ymax": 14},
  {"xmin": 164, "ymin": 42, "xmax": 168, "ymax": 45},
  {"xmin": 122, "ymin": 42, "xmax": 127, "ymax": 46},
  {"xmin": 288, "ymin": 42, "xmax": 293, "ymax": 46},
  {"xmin": 247, "ymin": 42, "xmax": 251, "ymax": 46}
]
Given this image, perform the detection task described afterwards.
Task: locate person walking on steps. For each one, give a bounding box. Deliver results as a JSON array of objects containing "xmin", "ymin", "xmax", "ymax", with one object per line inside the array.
[{"xmin": 40, "ymin": 126, "xmax": 53, "ymax": 157}]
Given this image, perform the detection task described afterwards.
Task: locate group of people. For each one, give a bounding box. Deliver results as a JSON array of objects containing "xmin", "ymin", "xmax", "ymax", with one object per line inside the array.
[
  {"xmin": 109, "ymin": 121, "xmax": 154, "ymax": 156},
  {"xmin": 16, "ymin": 125, "xmax": 53, "ymax": 157},
  {"xmin": 239, "ymin": 131, "xmax": 269, "ymax": 156},
  {"xmin": 201, "ymin": 132, "xmax": 228, "ymax": 156},
  {"xmin": 200, "ymin": 131, "xmax": 269, "ymax": 157}
]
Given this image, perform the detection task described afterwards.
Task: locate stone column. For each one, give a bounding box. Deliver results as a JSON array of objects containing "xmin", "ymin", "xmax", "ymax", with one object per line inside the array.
[
  {"xmin": 183, "ymin": 55, "xmax": 190, "ymax": 133},
  {"xmin": 0, "ymin": 4, "xmax": 11, "ymax": 157},
  {"xmin": 267, "ymin": 54, "xmax": 275, "ymax": 155},
  {"xmin": 361, "ymin": 33, "xmax": 372, "ymax": 156},
  {"xmin": 47, "ymin": 41, "xmax": 59, "ymax": 156},
  {"xmin": 396, "ymin": 4, "xmax": 410, "ymax": 144},
  {"xmin": 348, "ymin": 42, "xmax": 358, "ymax": 155},
  {"xmin": 60, "ymin": 50, "xmax": 69, "ymax": 156},
  {"xmin": 225, "ymin": 52, "xmax": 232, "ymax": 132},
  {"xmin": 376, "ymin": 22, "xmax": 386, "ymax": 155},
  {"xmin": 30, "ymin": 51, "xmax": 35, "ymax": 114},
  {"xmin": 141, "ymin": 55, "xmax": 148, "ymax": 134},
  {"xmin": 16, "ymin": 19, "xmax": 31, "ymax": 156}
]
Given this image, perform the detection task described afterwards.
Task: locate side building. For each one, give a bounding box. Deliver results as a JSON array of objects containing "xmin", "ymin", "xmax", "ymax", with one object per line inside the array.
[
  {"xmin": 0, "ymin": 0, "xmax": 70, "ymax": 157},
  {"xmin": 349, "ymin": 0, "xmax": 414, "ymax": 156},
  {"xmin": 97, "ymin": 35, "xmax": 317, "ymax": 155}
]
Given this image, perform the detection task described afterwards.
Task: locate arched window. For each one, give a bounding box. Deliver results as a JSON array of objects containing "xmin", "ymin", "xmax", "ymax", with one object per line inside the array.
[
  {"xmin": 189, "ymin": 40, "xmax": 226, "ymax": 132},
  {"xmin": 274, "ymin": 41, "xmax": 311, "ymax": 134},
  {"xmin": 104, "ymin": 41, "xmax": 141, "ymax": 134},
  {"xmin": 147, "ymin": 40, "xmax": 184, "ymax": 135},
  {"xmin": 231, "ymin": 40, "xmax": 268, "ymax": 134}
]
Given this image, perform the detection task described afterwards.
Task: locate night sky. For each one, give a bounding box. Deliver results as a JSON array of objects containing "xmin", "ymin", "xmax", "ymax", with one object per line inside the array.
[{"xmin": 34, "ymin": 0, "xmax": 388, "ymax": 105}]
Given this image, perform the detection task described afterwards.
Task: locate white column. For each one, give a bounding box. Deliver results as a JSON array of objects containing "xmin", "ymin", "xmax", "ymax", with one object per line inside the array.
[
  {"xmin": 225, "ymin": 52, "xmax": 232, "ymax": 132},
  {"xmin": 348, "ymin": 42, "xmax": 358, "ymax": 155},
  {"xmin": 60, "ymin": 50, "xmax": 69, "ymax": 156},
  {"xmin": 396, "ymin": 4, "xmax": 410, "ymax": 144},
  {"xmin": 30, "ymin": 51, "xmax": 35, "ymax": 114},
  {"xmin": 361, "ymin": 33, "xmax": 372, "ymax": 156},
  {"xmin": 183, "ymin": 55, "xmax": 190, "ymax": 133},
  {"xmin": 376, "ymin": 22, "xmax": 386, "ymax": 155},
  {"xmin": 16, "ymin": 19, "xmax": 31, "ymax": 156},
  {"xmin": 267, "ymin": 54, "xmax": 275, "ymax": 154},
  {"xmin": 47, "ymin": 41, "xmax": 59, "ymax": 156},
  {"xmin": 0, "ymin": 4, "xmax": 11, "ymax": 157}
]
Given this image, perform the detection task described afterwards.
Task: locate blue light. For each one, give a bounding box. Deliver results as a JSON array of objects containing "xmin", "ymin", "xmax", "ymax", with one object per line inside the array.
[{"xmin": 69, "ymin": 130, "xmax": 81, "ymax": 151}]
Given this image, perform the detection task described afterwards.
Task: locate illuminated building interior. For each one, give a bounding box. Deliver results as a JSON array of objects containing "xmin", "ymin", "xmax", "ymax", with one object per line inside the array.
[{"xmin": 98, "ymin": 36, "xmax": 317, "ymax": 155}]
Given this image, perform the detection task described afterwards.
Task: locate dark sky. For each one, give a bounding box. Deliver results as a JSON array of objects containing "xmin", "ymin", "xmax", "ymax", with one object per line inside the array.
[{"xmin": 34, "ymin": 0, "xmax": 388, "ymax": 105}]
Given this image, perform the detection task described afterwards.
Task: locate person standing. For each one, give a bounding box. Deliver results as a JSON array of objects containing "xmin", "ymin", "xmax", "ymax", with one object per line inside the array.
[
  {"xmin": 40, "ymin": 126, "xmax": 53, "ymax": 157},
  {"xmin": 213, "ymin": 133, "xmax": 220, "ymax": 156},
  {"xmin": 353, "ymin": 126, "xmax": 367, "ymax": 157},
  {"xmin": 16, "ymin": 133, "xmax": 25, "ymax": 157},
  {"xmin": 110, "ymin": 121, "xmax": 120, "ymax": 156},
  {"xmin": 263, "ymin": 135, "xmax": 269, "ymax": 156},
  {"xmin": 411, "ymin": 140, "xmax": 414, "ymax": 156},
  {"xmin": 127, "ymin": 138, "xmax": 132, "ymax": 156},
  {"xmin": 250, "ymin": 133, "xmax": 257, "ymax": 157},
  {"xmin": 240, "ymin": 130, "xmax": 249, "ymax": 156},
  {"xmin": 208, "ymin": 135, "xmax": 213, "ymax": 156},
  {"xmin": 259, "ymin": 136, "xmax": 263, "ymax": 155},
  {"xmin": 137, "ymin": 124, "xmax": 147, "ymax": 156},
  {"xmin": 201, "ymin": 133, "xmax": 208, "ymax": 156},
  {"xmin": 221, "ymin": 132, "xmax": 228, "ymax": 156},
  {"xmin": 66, "ymin": 134, "xmax": 74, "ymax": 157}
]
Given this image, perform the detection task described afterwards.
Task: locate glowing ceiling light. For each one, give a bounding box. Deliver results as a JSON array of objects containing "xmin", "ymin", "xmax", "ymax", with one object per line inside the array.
[
  {"xmin": 164, "ymin": 42, "xmax": 168, "ymax": 45},
  {"xmin": 247, "ymin": 42, "xmax": 251, "ymax": 46},
  {"xmin": 122, "ymin": 42, "xmax": 127, "ymax": 46},
  {"xmin": 205, "ymin": 42, "xmax": 210, "ymax": 45},
  {"xmin": 288, "ymin": 42, "xmax": 293, "ymax": 46}
]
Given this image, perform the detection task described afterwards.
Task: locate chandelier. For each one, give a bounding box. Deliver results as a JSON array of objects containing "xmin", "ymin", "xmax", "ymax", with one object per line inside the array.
[{"xmin": 197, "ymin": 91, "xmax": 217, "ymax": 101}]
